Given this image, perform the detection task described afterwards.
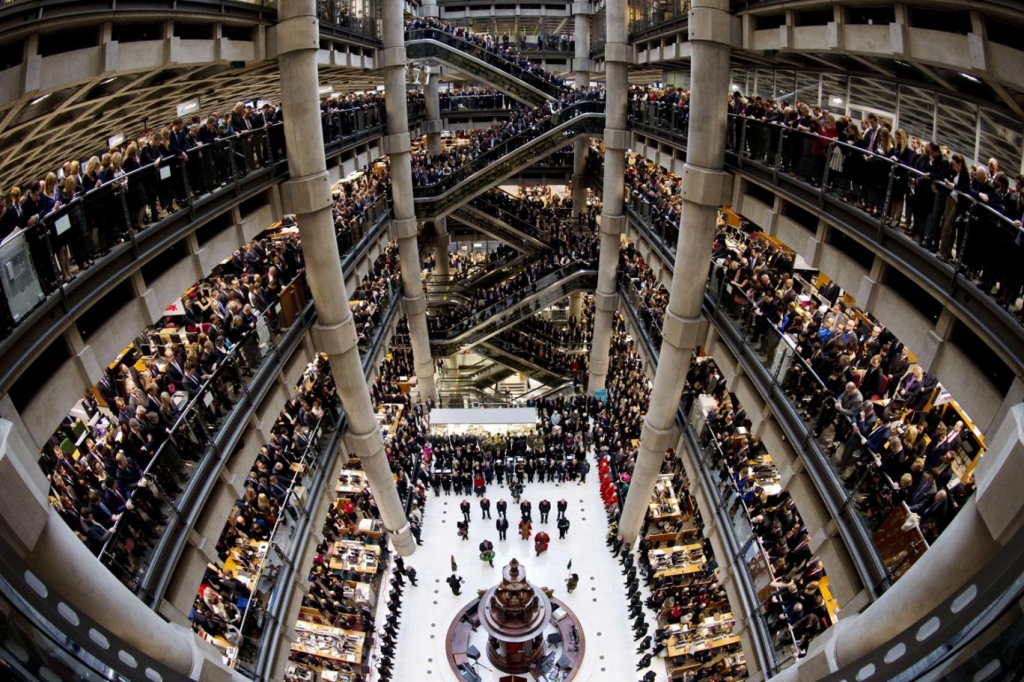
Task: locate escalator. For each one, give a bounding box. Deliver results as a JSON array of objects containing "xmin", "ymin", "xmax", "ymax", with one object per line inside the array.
[
  {"xmin": 429, "ymin": 265, "xmax": 598, "ymax": 356},
  {"xmin": 425, "ymin": 253, "xmax": 530, "ymax": 307},
  {"xmin": 405, "ymin": 28, "xmax": 567, "ymax": 107},
  {"xmin": 413, "ymin": 103, "xmax": 606, "ymax": 220},
  {"xmin": 475, "ymin": 340, "xmax": 568, "ymax": 386},
  {"xmin": 450, "ymin": 203, "xmax": 550, "ymax": 256}
]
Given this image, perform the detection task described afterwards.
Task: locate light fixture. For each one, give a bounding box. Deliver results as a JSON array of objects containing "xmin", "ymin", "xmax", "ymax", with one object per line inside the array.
[
  {"xmin": 29, "ymin": 92, "xmax": 51, "ymax": 105},
  {"xmin": 831, "ymin": 96, "xmax": 844, "ymax": 106},
  {"xmin": 960, "ymin": 72, "xmax": 980, "ymax": 83},
  {"xmin": 100, "ymin": 76, "xmax": 118, "ymax": 85}
]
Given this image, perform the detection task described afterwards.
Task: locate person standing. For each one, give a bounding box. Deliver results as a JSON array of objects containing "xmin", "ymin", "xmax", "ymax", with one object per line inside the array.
[
  {"xmin": 539, "ymin": 499, "xmax": 551, "ymax": 523},
  {"xmin": 520, "ymin": 499, "xmax": 532, "ymax": 522},
  {"xmin": 566, "ymin": 573, "xmax": 579, "ymax": 593},
  {"xmin": 460, "ymin": 499, "xmax": 471, "ymax": 522},
  {"xmin": 496, "ymin": 498, "xmax": 507, "ymax": 519},
  {"xmin": 451, "ymin": 555, "xmax": 458, "ymax": 572},
  {"xmin": 519, "ymin": 518, "xmax": 532, "ymax": 540},
  {"xmin": 479, "ymin": 539, "xmax": 495, "ymax": 567},
  {"xmin": 447, "ymin": 574, "xmax": 464, "ymax": 596},
  {"xmin": 496, "ymin": 516, "xmax": 509, "ymax": 541},
  {"xmin": 480, "ymin": 497, "xmax": 491, "ymax": 519},
  {"xmin": 406, "ymin": 567, "xmax": 418, "ymax": 586},
  {"xmin": 557, "ymin": 516, "xmax": 571, "ymax": 539},
  {"xmin": 557, "ymin": 499, "xmax": 568, "ymax": 519},
  {"xmin": 457, "ymin": 520, "xmax": 469, "ymax": 541}
]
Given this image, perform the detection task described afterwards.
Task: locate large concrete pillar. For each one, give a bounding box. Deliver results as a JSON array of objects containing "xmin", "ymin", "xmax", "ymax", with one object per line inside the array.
[
  {"xmin": 768, "ymin": 403, "xmax": 1024, "ymax": 682},
  {"xmin": 277, "ymin": 0, "xmax": 415, "ymax": 555},
  {"xmin": 571, "ymin": 3, "xmax": 593, "ymax": 217},
  {"xmin": 382, "ymin": 0, "xmax": 438, "ymax": 402},
  {"xmin": 586, "ymin": 0, "xmax": 629, "ymax": 394},
  {"xmin": 0, "ymin": 420, "xmax": 239, "ymax": 681},
  {"xmin": 423, "ymin": 71, "xmax": 451, "ymax": 279},
  {"xmin": 569, "ymin": 291, "xmax": 584, "ymax": 321},
  {"xmin": 617, "ymin": 0, "xmax": 733, "ymax": 542}
]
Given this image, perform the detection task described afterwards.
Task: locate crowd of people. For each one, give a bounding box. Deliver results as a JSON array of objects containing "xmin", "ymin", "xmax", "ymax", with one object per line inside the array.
[
  {"xmin": 39, "ymin": 222, "xmax": 306, "ymax": 583},
  {"xmin": 709, "ymin": 227, "xmax": 977, "ymax": 547},
  {"xmin": 191, "ymin": 354, "xmax": 338, "ymax": 657},
  {"xmin": 426, "ymin": 235, "xmax": 599, "ymax": 334},
  {"xmin": 0, "ymin": 90, "xmax": 403, "ymax": 341},
  {"xmin": 422, "ymin": 244, "xmax": 518, "ymax": 279},
  {"xmin": 282, "ymin": 322, "xmax": 433, "ymax": 681},
  {"xmin": 627, "ymin": 84, "xmax": 1024, "ymax": 322},
  {"xmin": 684, "ymin": 355, "xmax": 833, "ymax": 659},
  {"xmin": 472, "ymin": 186, "xmax": 599, "ymax": 243},
  {"xmin": 438, "ymin": 88, "xmax": 515, "ymax": 112}
]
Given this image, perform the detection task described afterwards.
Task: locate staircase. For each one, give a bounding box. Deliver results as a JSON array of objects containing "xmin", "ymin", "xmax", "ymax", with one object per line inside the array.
[
  {"xmin": 429, "ymin": 266, "xmax": 598, "ymax": 356},
  {"xmin": 413, "ymin": 104, "xmax": 606, "ymax": 220},
  {"xmin": 405, "ymin": 28, "xmax": 567, "ymax": 107}
]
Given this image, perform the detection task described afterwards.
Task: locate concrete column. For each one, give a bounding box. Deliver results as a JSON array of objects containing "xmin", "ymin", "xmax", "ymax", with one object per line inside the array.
[
  {"xmin": 618, "ymin": 0, "xmax": 733, "ymax": 543},
  {"xmin": 382, "ymin": 0, "xmax": 438, "ymax": 403},
  {"xmin": 586, "ymin": 0, "xmax": 629, "ymax": 394},
  {"xmin": 276, "ymin": 0, "xmax": 414, "ymax": 555},
  {"xmin": 424, "ymin": 71, "xmax": 443, "ymax": 156},
  {"xmin": 572, "ymin": 3, "xmax": 593, "ymax": 216},
  {"xmin": 569, "ymin": 291, "xmax": 584, "ymax": 321},
  {"xmin": 433, "ymin": 220, "xmax": 451, "ymax": 278},
  {"xmin": 422, "ymin": 73, "xmax": 450, "ymax": 278}
]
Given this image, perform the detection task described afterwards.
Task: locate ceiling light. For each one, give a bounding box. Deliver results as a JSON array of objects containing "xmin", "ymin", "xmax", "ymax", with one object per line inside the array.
[
  {"xmin": 831, "ymin": 96, "xmax": 844, "ymax": 106},
  {"xmin": 100, "ymin": 76, "xmax": 118, "ymax": 85},
  {"xmin": 960, "ymin": 72, "xmax": 980, "ymax": 82},
  {"xmin": 29, "ymin": 93, "xmax": 51, "ymax": 105}
]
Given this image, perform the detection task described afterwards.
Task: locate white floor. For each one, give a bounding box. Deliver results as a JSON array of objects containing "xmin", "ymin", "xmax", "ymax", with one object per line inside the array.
[{"xmin": 373, "ymin": 464, "xmax": 672, "ymax": 682}]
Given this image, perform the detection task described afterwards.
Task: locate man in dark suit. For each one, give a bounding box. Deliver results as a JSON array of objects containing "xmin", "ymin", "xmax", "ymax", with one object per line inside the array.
[
  {"xmin": 20, "ymin": 181, "xmax": 59, "ymax": 293},
  {"xmin": 495, "ymin": 515, "xmax": 509, "ymax": 541},
  {"xmin": 230, "ymin": 103, "xmax": 255, "ymax": 172},
  {"xmin": 838, "ymin": 401, "xmax": 878, "ymax": 473}
]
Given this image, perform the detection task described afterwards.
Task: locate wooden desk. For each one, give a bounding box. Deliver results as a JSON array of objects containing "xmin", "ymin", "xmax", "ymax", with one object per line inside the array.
[
  {"xmin": 291, "ymin": 621, "xmax": 364, "ymax": 664},
  {"xmin": 818, "ymin": 575, "xmax": 840, "ymax": 624},
  {"xmin": 655, "ymin": 561, "xmax": 706, "ymax": 578},
  {"xmin": 221, "ymin": 540, "xmax": 270, "ymax": 588},
  {"xmin": 335, "ymin": 470, "xmax": 366, "ymax": 494},
  {"xmin": 666, "ymin": 613, "xmax": 740, "ymax": 658},
  {"xmin": 650, "ymin": 475, "xmax": 682, "ymax": 520},
  {"xmin": 649, "ymin": 542, "xmax": 703, "ymax": 563},
  {"xmin": 328, "ymin": 540, "xmax": 380, "ymax": 575}
]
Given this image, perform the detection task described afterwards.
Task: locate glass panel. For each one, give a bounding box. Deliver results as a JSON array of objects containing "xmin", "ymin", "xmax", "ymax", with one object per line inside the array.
[
  {"xmin": 896, "ymin": 85, "xmax": 936, "ymax": 145},
  {"xmin": 795, "ymin": 73, "xmax": 821, "ymax": 107},
  {"xmin": 977, "ymin": 107, "xmax": 1023, "ymax": 176},
  {"xmin": 774, "ymin": 71, "xmax": 795, "ymax": 104},
  {"xmin": 935, "ymin": 94, "xmax": 978, "ymax": 164},
  {"xmin": 821, "ymin": 73, "xmax": 848, "ymax": 115},
  {"xmin": 729, "ymin": 68, "xmax": 750, "ymax": 95},
  {"xmin": 755, "ymin": 69, "xmax": 775, "ymax": 98}
]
